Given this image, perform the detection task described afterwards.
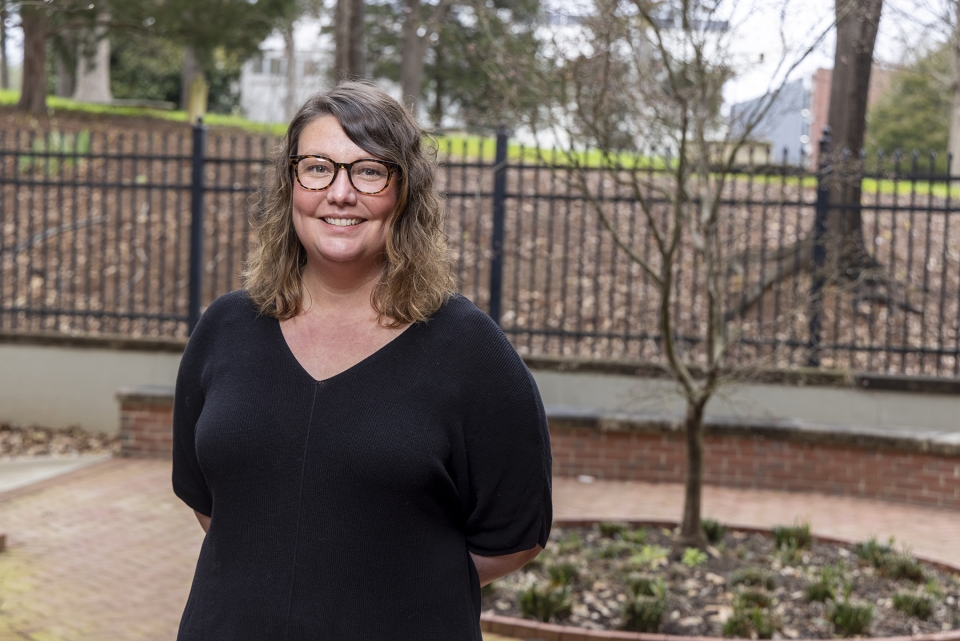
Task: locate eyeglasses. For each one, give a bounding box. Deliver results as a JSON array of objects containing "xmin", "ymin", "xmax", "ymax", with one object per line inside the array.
[{"xmin": 289, "ymin": 155, "xmax": 399, "ymax": 195}]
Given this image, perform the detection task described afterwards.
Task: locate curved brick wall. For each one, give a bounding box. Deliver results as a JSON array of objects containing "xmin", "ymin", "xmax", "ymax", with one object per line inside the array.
[
  {"xmin": 116, "ymin": 385, "xmax": 960, "ymax": 509},
  {"xmin": 549, "ymin": 413, "xmax": 960, "ymax": 510}
]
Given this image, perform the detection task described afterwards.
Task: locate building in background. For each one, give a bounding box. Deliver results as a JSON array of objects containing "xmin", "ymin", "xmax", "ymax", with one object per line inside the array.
[
  {"xmin": 727, "ymin": 78, "xmax": 811, "ymax": 166},
  {"xmin": 727, "ymin": 68, "xmax": 895, "ymax": 169},
  {"xmin": 239, "ymin": 18, "xmax": 331, "ymax": 124}
]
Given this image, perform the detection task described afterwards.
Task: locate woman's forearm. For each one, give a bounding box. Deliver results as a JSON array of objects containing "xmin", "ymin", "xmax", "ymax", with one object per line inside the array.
[
  {"xmin": 470, "ymin": 545, "xmax": 543, "ymax": 587},
  {"xmin": 194, "ymin": 510, "xmax": 211, "ymax": 533}
]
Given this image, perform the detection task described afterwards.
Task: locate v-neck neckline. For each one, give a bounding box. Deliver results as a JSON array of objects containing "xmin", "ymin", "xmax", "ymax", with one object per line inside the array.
[{"xmin": 272, "ymin": 316, "xmax": 419, "ymax": 385}]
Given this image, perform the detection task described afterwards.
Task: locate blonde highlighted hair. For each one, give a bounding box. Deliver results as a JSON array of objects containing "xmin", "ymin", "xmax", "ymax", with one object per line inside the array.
[{"xmin": 244, "ymin": 81, "xmax": 456, "ymax": 326}]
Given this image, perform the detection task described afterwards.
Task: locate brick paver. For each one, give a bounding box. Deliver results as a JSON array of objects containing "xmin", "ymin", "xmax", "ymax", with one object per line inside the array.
[
  {"xmin": 0, "ymin": 459, "xmax": 957, "ymax": 640},
  {"xmin": 552, "ymin": 477, "xmax": 960, "ymax": 566}
]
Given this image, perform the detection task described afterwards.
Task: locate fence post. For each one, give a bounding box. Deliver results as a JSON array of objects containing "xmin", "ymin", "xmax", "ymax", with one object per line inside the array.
[
  {"xmin": 488, "ymin": 127, "xmax": 509, "ymax": 326},
  {"xmin": 807, "ymin": 127, "xmax": 831, "ymax": 367},
  {"xmin": 188, "ymin": 120, "xmax": 208, "ymax": 335}
]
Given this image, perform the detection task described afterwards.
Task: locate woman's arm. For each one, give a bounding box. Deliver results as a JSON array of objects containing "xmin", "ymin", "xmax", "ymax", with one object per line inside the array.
[
  {"xmin": 194, "ymin": 510, "xmax": 211, "ymax": 533},
  {"xmin": 470, "ymin": 545, "xmax": 543, "ymax": 587}
]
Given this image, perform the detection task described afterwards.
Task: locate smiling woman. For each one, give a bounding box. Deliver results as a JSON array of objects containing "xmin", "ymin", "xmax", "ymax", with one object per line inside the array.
[{"xmin": 171, "ymin": 82, "xmax": 552, "ymax": 641}]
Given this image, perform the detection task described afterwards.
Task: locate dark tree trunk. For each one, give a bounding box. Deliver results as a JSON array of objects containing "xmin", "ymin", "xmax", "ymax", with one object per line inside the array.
[
  {"xmin": 431, "ymin": 33, "xmax": 443, "ymax": 128},
  {"xmin": 334, "ymin": 0, "xmax": 365, "ymax": 81},
  {"xmin": 1, "ymin": 7, "xmax": 9, "ymax": 90},
  {"xmin": 348, "ymin": 0, "xmax": 365, "ymax": 77},
  {"xmin": 400, "ymin": 0, "xmax": 429, "ymax": 109},
  {"xmin": 825, "ymin": 0, "xmax": 883, "ymax": 265},
  {"xmin": 18, "ymin": 6, "xmax": 48, "ymax": 114},
  {"xmin": 283, "ymin": 21, "xmax": 297, "ymax": 120},
  {"xmin": 678, "ymin": 397, "xmax": 708, "ymax": 550}
]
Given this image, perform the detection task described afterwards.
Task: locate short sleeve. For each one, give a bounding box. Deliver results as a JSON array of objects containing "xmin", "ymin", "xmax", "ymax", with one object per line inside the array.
[
  {"xmin": 171, "ymin": 311, "xmax": 215, "ymax": 517},
  {"xmin": 460, "ymin": 313, "xmax": 552, "ymax": 556}
]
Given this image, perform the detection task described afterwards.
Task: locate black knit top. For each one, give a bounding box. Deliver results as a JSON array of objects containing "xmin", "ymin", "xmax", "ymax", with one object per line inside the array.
[{"xmin": 172, "ymin": 291, "xmax": 552, "ymax": 640}]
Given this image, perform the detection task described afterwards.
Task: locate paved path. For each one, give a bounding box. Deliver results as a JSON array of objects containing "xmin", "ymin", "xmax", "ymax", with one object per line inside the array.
[{"xmin": 0, "ymin": 459, "xmax": 957, "ymax": 640}]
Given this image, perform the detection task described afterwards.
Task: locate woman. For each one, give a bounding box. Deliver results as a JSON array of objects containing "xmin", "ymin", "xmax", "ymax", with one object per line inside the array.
[{"xmin": 172, "ymin": 82, "xmax": 552, "ymax": 640}]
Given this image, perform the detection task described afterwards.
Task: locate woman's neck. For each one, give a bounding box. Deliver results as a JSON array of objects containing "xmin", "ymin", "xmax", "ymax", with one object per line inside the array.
[{"xmin": 299, "ymin": 259, "xmax": 382, "ymax": 320}]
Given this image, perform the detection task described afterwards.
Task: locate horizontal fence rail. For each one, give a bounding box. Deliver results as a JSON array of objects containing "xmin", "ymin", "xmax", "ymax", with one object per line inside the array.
[{"xmin": 1, "ymin": 123, "xmax": 959, "ymax": 377}]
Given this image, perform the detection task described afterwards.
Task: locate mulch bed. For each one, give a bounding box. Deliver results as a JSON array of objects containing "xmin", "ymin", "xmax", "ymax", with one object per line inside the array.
[
  {"xmin": 483, "ymin": 523, "xmax": 960, "ymax": 639},
  {"xmin": 0, "ymin": 423, "xmax": 120, "ymax": 459}
]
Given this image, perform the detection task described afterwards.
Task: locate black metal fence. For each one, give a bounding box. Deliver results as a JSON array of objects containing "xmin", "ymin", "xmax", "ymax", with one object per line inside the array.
[{"xmin": 2, "ymin": 122, "xmax": 960, "ymax": 377}]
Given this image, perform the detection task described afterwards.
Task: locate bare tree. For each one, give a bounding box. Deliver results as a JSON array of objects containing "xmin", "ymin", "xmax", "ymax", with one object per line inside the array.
[
  {"xmin": 283, "ymin": 20, "xmax": 298, "ymax": 119},
  {"xmin": 399, "ymin": 0, "xmax": 454, "ymax": 110},
  {"xmin": 482, "ymin": 0, "xmax": 830, "ymax": 548},
  {"xmin": 823, "ymin": 0, "xmax": 884, "ymax": 268},
  {"xmin": 334, "ymin": 0, "xmax": 366, "ymax": 80},
  {"xmin": 947, "ymin": 7, "xmax": 960, "ymax": 167},
  {"xmin": 1, "ymin": 3, "xmax": 9, "ymax": 90},
  {"xmin": 18, "ymin": 3, "xmax": 48, "ymax": 113},
  {"xmin": 12, "ymin": 0, "xmax": 103, "ymax": 113}
]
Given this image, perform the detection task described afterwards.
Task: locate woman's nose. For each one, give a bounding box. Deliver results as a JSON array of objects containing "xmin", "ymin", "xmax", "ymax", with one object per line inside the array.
[{"xmin": 326, "ymin": 167, "xmax": 357, "ymax": 204}]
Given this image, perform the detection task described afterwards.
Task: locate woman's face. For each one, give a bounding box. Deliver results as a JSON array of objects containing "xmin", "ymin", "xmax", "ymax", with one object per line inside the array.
[{"xmin": 291, "ymin": 114, "xmax": 399, "ymax": 275}]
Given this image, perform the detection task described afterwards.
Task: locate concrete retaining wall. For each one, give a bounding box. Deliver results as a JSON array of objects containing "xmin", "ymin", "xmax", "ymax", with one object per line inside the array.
[
  {"xmin": 2, "ymin": 333, "xmax": 960, "ymax": 438},
  {"xmin": 0, "ymin": 334, "xmax": 182, "ymax": 434}
]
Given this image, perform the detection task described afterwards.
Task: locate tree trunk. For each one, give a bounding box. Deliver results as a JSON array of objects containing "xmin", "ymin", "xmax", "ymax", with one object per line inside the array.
[
  {"xmin": 180, "ymin": 45, "xmax": 201, "ymax": 110},
  {"xmin": 73, "ymin": 11, "xmax": 112, "ymax": 104},
  {"xmin": 949, "ymin": 6, "xmax": 960, "ymax": 175},
  {"xmin": 1, "ymin": 7, "xmax": 9, "ymax": 90},
  {"xmin": 349, "ymin": 0, "xmax": 365, "ymax": 77},
  {"xmin": 18, "ymin": 6, "xmax": 48, "ymax": 114},
  {"xmin": 824, "ymin": 0, "xmax": 883, "ymax": 264},
  {"xmin": 334, "ymin": 0, "xmax": 364, "ymax": 81},
  {"xmin": 431, "ymin": 32, "xmax": 443, "ymax": 128},
  {"xmin": 678, "ymin": 396, "xmax": 708, "ymax": 550},
  {"xmin": 283, "ymin": 21, "xmax": 297, "ymax": 120},
  {"xmin": 400, "ymin": 0, "xmax": 429, "ymax": 110}
]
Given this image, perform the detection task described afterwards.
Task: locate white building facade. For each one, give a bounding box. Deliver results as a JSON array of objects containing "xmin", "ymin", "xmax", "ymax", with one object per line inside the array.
[{"xmin": 239, "ymin": 18, "xmax": 333, "ymax": 124}]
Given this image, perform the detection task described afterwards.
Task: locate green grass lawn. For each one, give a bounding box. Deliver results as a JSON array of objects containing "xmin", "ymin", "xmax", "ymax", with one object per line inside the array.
[{"xmin": 0, "ymin": 89, "xmax": 288, "ymax": 136}]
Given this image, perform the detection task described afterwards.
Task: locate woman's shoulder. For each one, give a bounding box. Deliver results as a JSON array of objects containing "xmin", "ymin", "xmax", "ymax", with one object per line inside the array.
[
  {"xmin": 195, "ymin": 290, "xmax": 259, "ymax": 327},
  {"xmin": 424, "ymin": 294, "xmax": 519, "ymax": 360},
  {"xmin": 186, "ymin": 290, "xmax": 261, "ymax": 349},
  {"xmin": 430, "ymin": 293, "xmax": 494, "ymax": 326},
  {"xmin": 426, "ymin": 294, "xmax": 505, "ymax": 340}
]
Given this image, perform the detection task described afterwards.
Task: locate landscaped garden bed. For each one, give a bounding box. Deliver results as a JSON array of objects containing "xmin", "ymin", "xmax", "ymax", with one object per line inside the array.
[{"xmin": 482, "ymin": 521, "xmax": 960, "ymax": 639}]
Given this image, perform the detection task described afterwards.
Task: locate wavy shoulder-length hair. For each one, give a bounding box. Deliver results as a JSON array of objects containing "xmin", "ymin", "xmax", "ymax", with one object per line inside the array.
[{"xmin": 244, "ymin": 81, "xmax": 455, "ymax": 326}]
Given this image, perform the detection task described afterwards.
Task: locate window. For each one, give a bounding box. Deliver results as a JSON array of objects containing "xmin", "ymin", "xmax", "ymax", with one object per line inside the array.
[
  {"xmin": 303, "ymin": 60, "xmax": 320, "ymax": 77},
  {"xmin": 269, "ymin": 58, "xmax": 283, "ymax": 76}
]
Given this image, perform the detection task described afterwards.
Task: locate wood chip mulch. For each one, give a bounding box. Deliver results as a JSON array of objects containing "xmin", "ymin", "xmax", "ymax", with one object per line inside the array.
[
  {"xmin": 483, "ymin": 524, "xmax": 960, "ymax": 639},
  {"xmin": 0, "ymin": 423, "xmax": 120, "ymax": 459}
]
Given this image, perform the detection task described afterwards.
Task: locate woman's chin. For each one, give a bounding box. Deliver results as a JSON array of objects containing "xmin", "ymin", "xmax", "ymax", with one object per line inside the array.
[{"xmin": 307, "ymin": 243, "xmax": 385, "ymax": 271}]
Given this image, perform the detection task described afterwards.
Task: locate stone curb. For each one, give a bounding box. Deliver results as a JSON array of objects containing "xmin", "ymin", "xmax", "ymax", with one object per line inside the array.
[
  {"xmin": 116, "ymin": 385, "xmax": 176, "ymax": 407},
  {"xmin": 479, "ymin": 519, "xmax": 960, "ymax": 641}
]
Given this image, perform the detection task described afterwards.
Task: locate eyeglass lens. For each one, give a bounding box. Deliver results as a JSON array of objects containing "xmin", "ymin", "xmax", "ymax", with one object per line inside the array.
[{"xmin": 296, "ymin": 157, "xmax": 391, "ymax": 193}]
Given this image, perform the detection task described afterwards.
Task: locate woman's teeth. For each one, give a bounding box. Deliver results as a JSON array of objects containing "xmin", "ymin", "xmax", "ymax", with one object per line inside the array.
[{"xmin": 322, "ymin": 218, "xmax": 362, "ymax": 227}]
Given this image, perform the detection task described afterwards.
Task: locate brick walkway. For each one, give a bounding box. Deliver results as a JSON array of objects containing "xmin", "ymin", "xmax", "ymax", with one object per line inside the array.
[{"xmin": 0, "ymin": 460, "xmax": 958, "ymax": 640}]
